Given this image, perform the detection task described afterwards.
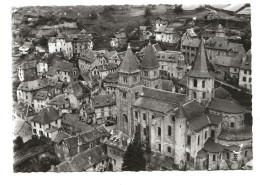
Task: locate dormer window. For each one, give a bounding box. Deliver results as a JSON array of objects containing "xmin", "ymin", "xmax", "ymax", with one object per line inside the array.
[{"xmin": 123, "ymin": 76, "xmax": 127, "ymax": 83}]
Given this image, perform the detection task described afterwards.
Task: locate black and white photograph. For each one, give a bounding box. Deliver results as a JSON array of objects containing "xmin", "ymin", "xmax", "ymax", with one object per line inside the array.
[{"xmin": 8, "ymin": 0, "xmax": 256, "ymax": 177}]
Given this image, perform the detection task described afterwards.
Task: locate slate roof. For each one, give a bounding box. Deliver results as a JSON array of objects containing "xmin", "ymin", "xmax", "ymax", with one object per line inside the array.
[
  {"xmin": 223, "ymin": 4, "xmax": 247, "ymax": 12},
  {"xmin": 218, "ymin": 125, "xmax": 252, "ymax": 141},
  {"xmin": 189, "ymin": 39, "xmax": 212, "ymax": 78},
  {"xmin": 214, "ymin": 86, "xmax": 231, "ymax": 99},
  {"xmin": 203, "ymin": 138, "xmax": 224, "ymax": 153},
  {"xmin": 197, "ymin": 149, "xmax": 207, "ymax": 158},
  {"xmin": 207, "ymin": 98, "xmax": 246, "ymax": 113},
  {"xmin": 161, "ymin": 80, "xmax": 173, "ymax": 92},
  {"xmin": 18, "ymin": 78, "xmax": 50, "ymax": 91},
  {"xmin": 156, "ymin": 50, "xmax": 184, "ymax": 63},
  {"xmin": 18, "ymin": 60, "xmax": 37, "ymax": 70},
  {"xmin": 186, "ymin": 28, "xmax": 197, "ymax": 38},
  {"xmin": 13, "ymin": 101, "xmax": 37, "ymax": 117},
  {"xmin": 31, "ymin": 106, "xmax": 60, "ymax": 125},
  {"xmin": 78, "ymin": 49, "xmax": 96, "ymax": 63},
  {"xmin": 240, "ymin": 49, "xmax": 251, "ymax": 70},
  {"xmin": 189, "ymin": 113, "xmax": 222, "ymax": 132},
  {"xmin": 106, "ymin": 129, "xmax": 131, "ymax": 152},
  {"xmin": 118, "ymin": 45, "xmax": 140, "ymax": 73},
  {"xmin": 62, "ymin": 114, "xmax": 94, "ymax": 134},
  {"xmin": 212, "ymin": 56, "xmax": 242, "ymax": 68},
  {"xmin": 103, "ymin": 72, "xmax": 119, "ymax": 83},
  {"xmin": 46, "ymin": 59, "xmax": 73, "ymax": 76},
  {"xmin": 237, "ymin": 7, "xmax": 251, "ymax": 15},
  {"xmin": 181, "ymin": 38, "xmax": 200, "ymax": 48},
  {"xmin": 140, "ymin": 42, "xmax": 160, "ymax": 69},
  {"xmin": 53, "ymin": 131, "xmax": 71, "ymax": 144},
  {"xmin": 96, "ymin": 63, "xmax": 118, "ymax": 72},
  {"xmin": 13, "ymin": 119, "xmax": 32, "ymax": 137},
  {"xmin": 33, "ymin": 90, "xmax": 48, "ymax": 100},
  {"xmin": 176, "ymin": 103, "xmax": 186, "ymax": 118},
  {"xmin": 67, "ymin": 81, "xmax": 91, "ymax": 99},
  {"xmin": 178, "ymin": 99, "xmax": 205, "ymax": 121},
  {"xmin": 92, "ymin": 94, "xmax": 116, "ymax": 108},
  {"xmin": 48, "ymin": 94, "xmax": 69, "ymax": 106},
  {"xmin": 55, "ymin": 144, "xmax": 107, "ymax": 172}
]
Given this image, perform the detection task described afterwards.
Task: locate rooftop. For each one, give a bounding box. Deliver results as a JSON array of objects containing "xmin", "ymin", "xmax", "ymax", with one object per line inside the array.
[
  {"xmin": 31, "ymin": 106, "xmax": 60, "ymax": 125},
  {"xmin": 203, "ymin": 138, "xmax": 224, "ymax": 153},
  {"xmin": 140, "ymin": 42, "xmax": 160, "ymax": 69},
  {"xmin": 92, "ymin": 94, "xmax": 116, "ymax": 108}
]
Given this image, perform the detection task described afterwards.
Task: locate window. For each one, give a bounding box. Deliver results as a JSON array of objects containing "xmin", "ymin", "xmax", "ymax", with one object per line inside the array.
[
  {"xmin": 171, "ymin": 116, "xmax": 175, "ymax": 122},
  {"xmin": 33, "ymin": 129, "xmax": 36, "ymax": 134},
  {"xmin": 144, "ymin": 71, "xmax": 148, "ymax": 77},
  {"xmin": 193, "ymin": 79, "xmax": 197, "ymax": 87},
  {"xmin": 123, "ymin": 76, "xmax": 128, "ymax": 83},
  {"xmin": 203, "ymin": 92, "xmax": 206, "ymax": 99},
  {"xmin": 227, "ymin": 152, "xmax": 229, "ymax": 160},
  {"xmin": 135, "ymin": 111, "xmax": 138, "ymax": 119},
  {"xmin": 152, "ymin": 115, "xmax": 155, "ymax": 119},
  {"xmin": 143, "ymin": 128, "xmax": 146, "ymax": 136},
  {"xmin": 249, "ymin": 71, "xmax": 251, "ymax": 75},
  {"xmin": 26, "ymin": 95, "xmax": 28, "ymax": 99},
  {"xmin": 245, "ymin": 150, "xmax": 248, "ymax": 157},
  {"xmin": 122, "ymin": 92, "xmax": 127, "ymax": 98},
  {"xmin": 197, "ymin": 135, "xmax": 200, "ymax": 146},
  {"xmin": 39, "ymin": 130, "xmax": 43, "ymax": 136},
  {"xmin": 213, "ymin": 154, "xmax": 216, "ymax": 161},
  {"xmin": 39, "ymin": 124, "xmax": 42, "ymax": 128},
  {"xmin": 186, "ymin": 152, "xmax": 190, "ymax": 161},
  {"xmin": 154, "ymin": 70, "xmax": 157, "ymax": 77},
  {"xmin": 143, "ymin": 113, "xmax": 147, "ymax": 121},
  {"xmin": 244, "ymin": 70, "xmax": 247, "ymax": 74},
  {"xmin": 158, "ymin": 127, "xmax": 161, "ymax": 136},
  {"xmin": 205, "ymin": 131, "xmax": 207, "ymax": 139},
  {"xmin": 202, "ymin": 80, "xmax": 205, "ymax": 88},
  {"xmin": 168, "ymin": 126, "xmax": 172, "ymax": 136},
  {"xmin": 234, "ymin": 154, "xmax": 238, "ymax": 161},
  {"xmin": 167, "ymin": 146, "xmax": 171, "ymax": 153},
  {"xmin": 158, "ymin": 144, "xmax": 161, "ymax": 152},
  {"xmin": 249, "ymin": 78, "xmax": 251, "ymax": 83},
  {"xmin": 123, "ymin": 114, "xmax": 128, "ymax": 123},
  {"xmin": 33, "ymin": 122, "xmax": 36, "ymax": 127},
  {"xmin": 187, "ymin": 136, "xmax": 191, "ymax": 145},
  {"xmin": 211, "ymin": 130, "xmax": 215, "ymax": 138},
  {"xmin": 230, "ymin": 122, "xmax": 235, "ymax": 128},
  {"xmin": 243, "ymin": 77, "xmax": 246, "ymax": 82},
  {"xmin": 135, "ymin": 92, "xmax": 139, "ymax": 99},
  {"xmin": 193, "ymin": 92, "xmax": 197, "ymax": 99},
  {"xmin": 133, "ymin": 76, "xmax": 137, "ymax": 82}
]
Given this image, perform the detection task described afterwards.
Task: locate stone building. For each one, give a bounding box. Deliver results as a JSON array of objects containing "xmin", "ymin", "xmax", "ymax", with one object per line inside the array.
[
  {"xmin": 17, "ymin": 60, "xmax": 37, "ymax": 82},
  {"xmin": 239, "ymin": 49, "xmax": 252, "ymax": 92},
  {"xmin": 155, "ymin": 16, "xmax": 168, "ymax": 30}
]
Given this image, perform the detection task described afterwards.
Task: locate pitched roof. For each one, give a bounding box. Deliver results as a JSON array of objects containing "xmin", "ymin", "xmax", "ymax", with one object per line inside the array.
[
  {"xmin": 176, "ymin": 103, "xmax": 186, "ymax": 118},
  {"xmin": 212, "ymin": 56, "xmax": 242, "ymax": 68},
  {"xmin": 31, "ymin": 106, "xmax": 60, "ymax": 125},
  {"xmin": 106, "ymin": 129, "xmax": 131, "ymax": 152},
  {"xmin": 181, "ymin": 38, "xmax": 200, "ymax": 48},
  {"xmin": 103, "ymin": 72, "xmax": 119, "ymax": 83},
  {"xmin": 188, "ymin": 39, "xmax": 212, "ymax": 78},
  {"xmin": 118, "ymin": 45, "xmax": 140, "ymax": 74},
  {"xmin": 189, "ymin": 113, "xmax": 222, "ymax": 132},
  {"xmin": 18, "ymin": 60, "xmax": 37, "ymax": 70},
  {"xmin": 214, "ymin": 86, "xmax": 231, "ymax": 99},
  {"xmin": 186, "ymin": 28, "xmax": 197, "ymax": 38},
  {"xmin": 237, "ymin": 7, "xmax": 251, "ymax": 15},
  {"xmin": 223, "ymin": 4, "xmax": 247, "ymax": 12},
  {"xmin": 92, "ymin": 94, "xmax": 116, "ymax": 108},
  {"xmin": 13, "ymin": 101, "xmax": 37, "ymax": 117},
  {"xmin": 140, "ymin": 42, "xmax": 160, "ymax": 69},
  {"xmin": 203, "ymin": 138, "xmax": 224, "ymax": 153},
  {"xmin": 46, "ymin": 59, "xmax": 73, "ymax": 76},
  {"xmin": 240, "ymin": 49, "xmax": 251, "ymax": 70},
  {"xmin": 55, "ymin": 145, "xmax": 107, "ymax": 172},
  {"xmin": 48, "ymin": 94, "xmax": 69, "ymax": 106},
  {"xmin": 178, "ymin": 100, "xmax": 205, "ymax": 121},
  {"xmin": 18, "ymin": 78, "xmax": 50, "ymax": 91},
  {"xmin": 207, "ymin": 98, "xmax": 246, "ymax": 113},
  {"xmin": 78, "ymin": 49, "xmax": 96, "ymax": 63},
  {"xmin": 53, "ymin": 131, "xmax": 71, "ymax": 144},
  {"xmin": 96, "ymin": 63, "xmax": 118, "ymax": 72},
  {"xmin": 33, "ymin": 90, "xmax": 48, "ymax": 100},
  {"xmin": 67, "ymin": 81, "xmax": 91, "ymax": 99},
  {"xmin": 161, "ymin": 80, "xmax": 173, "ymax": 92}
]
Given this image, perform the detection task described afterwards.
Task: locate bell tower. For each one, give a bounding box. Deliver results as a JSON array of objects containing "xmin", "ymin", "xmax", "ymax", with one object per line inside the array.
[
  {"xmin": 116, "ymin": 44, "xmax": 142, "ymax": 137},
  {"xmin": 187, "ymin": 39, "xmax": 214, "ymax": 103}
]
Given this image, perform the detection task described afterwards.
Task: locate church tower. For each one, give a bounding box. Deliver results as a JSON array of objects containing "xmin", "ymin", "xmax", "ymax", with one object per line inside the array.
[
  {"xmin": 116, "ymin": 44, "xmax": 142, "ymax": 137},
  {"xmin": 174, "ymin": 103, "xmax": 187, "ymax": 166},
  {"xmin": 187, "ymin": 39, "xmax": 214, "ymax": 103},
  {"xmin": 139, "ymin": 41, "xmax": 162, "ymax": 89}
]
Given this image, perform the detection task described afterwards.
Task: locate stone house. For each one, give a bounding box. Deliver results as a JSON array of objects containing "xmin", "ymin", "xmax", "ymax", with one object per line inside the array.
[
  {"xmin": 31, "ymin": 106, "xmax": 62, "ymax": 140},
  {"xmin": 155, "ymin": 16, "xmax": 168, "ymax": 30},
  {"xmin": 239, "ymin": 49, "xmax": 252, "ymax": 92},
  {"xmin": 92, "ymin": 63, "xmax": 118, "ymax": 79},
  {"xmin": 79, "ymin": 104, "xmax": 95, "ymax": 124},
  {"xmin": 32, "ymin": 90, "xmax": 50, "ymax": 113},
  {"xmin": 154, "ymin": 27, "xmax": 180, "ymax": 43},
  {"xmin": 180, "ymin": 38, "xmax": 200, "ymax": 65},
  {"xmin": 102, "ymin": 72, "xmax": 119, "ymax": 94},
  {"xmin": 12, "ymin": 101, "xmax": 37, "ymax": 122},
  {"xmin": 36, "ymin": 61, "xmax": 48, "ymax": 77},
  {"xmin": 78, "ymin": 49, "xmax": 96, "ymax": 73},
  {"xmin": 17, "ymin": 60, "xmax": 37, "ymax": 82}
]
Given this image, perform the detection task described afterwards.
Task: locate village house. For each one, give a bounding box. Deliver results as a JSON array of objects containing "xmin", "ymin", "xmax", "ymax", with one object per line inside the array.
[
  {"xmin": 156, "ymin": 50, "xmax": 186, "ymax": 79},
  {"xmin": 91, "ymin": 94, "xmax": 117, "ymax": 124},
  {"xmin": 48, "ymin": 93, "xmax": 77, "ymax": 114},
  {"xmin": 78, "ymin": 49, "xmax": 96, "ymax": 73},
  {"xmin": 91, "ymin": 63, "xmax": 118, "ymax": 79},
  {"xmin": 106, "ymin": 129, "xmax": 131, "ymax": 171},
  {"xmin": 13, "ymin": 118, "xmax": 32, "ymax": 143},
  {"xmin": 239, "ymin": 49, "xmax": 252, "ymax": 92},
  {"xmin": 105, "ymin": 50, "xmax": 123, "ymax": 66},
  {"xmin": 102, "ymin": 72, "xmax": 119, "ymax": 94},
  {"xmin": 48, "ymin": 33, "xmax": 73, "ymax": 60},
  {"xmin": 46, "ymin": 57, "xmax": 79, "ymax": 83},
  {"xmin": 180, "ymin": 38, "xmax": 200, "ymax": 65},
  {"xmin": 79, "ymin": 104, "xmax": 95, "ymax": 124},
  {"xmin": 17, "ymin": 60, "xmax": 37, "ymax": 82},
  {"xmin": 31, "ymin": 106, "xmax": 62, "ymax": 140},
  {"xmin": 110, "ymin": 37, "xmax": 119, "ymax": 48},
  {"xmin": 154, "ymin": 27, "xmax": 180, "ymax": 44},
  {"xmin": 205, "ymin": 24, "xmax": 246, "ymax": 61},
  {"xmin": 212, "ymin": 56, "xmax": 242, "ymax": 83},
  {"xmin": 155, "ymin": 16, "xmax": 169, "ymax": 30},
  {"xmin": 19, "ymin": 42, "xmax": 33, "ymax": 55},
  {"xmin": 17, "ymin": 78, "xmax": 50, "ymax": 106},
  {"xmin": 36, "ymin": 60, "xmax": 48, "ymax": 76},
  {"xmin": 32, "ymin": 90, "xmax": 50, "ymax": 113},
  {"xmin": 139, "ymin": 26, "xmax": 153, "ymax": 41},
  {"xmin": 12, "ymin": 101, "xmax": 37, "ymax": 122},
  {"xmin": 114, "ymin": 31, "xmax": 127, "ymax": 47},
  {"xmin": 181, "ymin": 28, "xmax": 198, "ymax": 42},
  {"xmin": 53, "ymin": 125, "xmax": 110, "ymax": 161},
  {"xmin": 67, "ymin": 31, "xmax": 93, "ymax": 58},
  {"xmin": 51, "ymin": 144, "xmax": 109, "ymax": 172}
]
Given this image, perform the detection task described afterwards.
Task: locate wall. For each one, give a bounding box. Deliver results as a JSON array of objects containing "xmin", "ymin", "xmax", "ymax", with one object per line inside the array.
[
  {"xmin": 17, "ymin": 90, "xmax": 33, "ymax": 105},
  {"xmin": 239, "ymin": 69, "xmax": 252, "ymax": 92},
  {"xmin": 107, "ymin": 145, "xmax": 125, "ymax": 171},
  {"xmin": 33, "ymin": 97, "xmax": 49, "ymax": 113}
]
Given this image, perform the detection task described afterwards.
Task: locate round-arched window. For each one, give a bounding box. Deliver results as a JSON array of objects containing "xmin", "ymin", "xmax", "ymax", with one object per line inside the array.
[
  {"xmin": 230, "ymin": 122, "xmax": 235, "ymax": 128},
  {"xmin": 171, "ymin": 116, "xmax": 175, "ymax": 122}
]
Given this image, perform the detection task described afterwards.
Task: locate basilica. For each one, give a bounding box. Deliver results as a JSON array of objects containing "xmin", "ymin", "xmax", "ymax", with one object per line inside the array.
[{"xmin": 115, "ymin": 39, "xmax": 252, "ymax": 170}]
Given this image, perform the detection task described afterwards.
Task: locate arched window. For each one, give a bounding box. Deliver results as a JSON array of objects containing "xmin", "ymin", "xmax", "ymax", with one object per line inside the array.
[
  {"xmin": 193, "ymin": 79, "xmax": 197, "ymax": 87},
  {"xmin": 168, "ymin": 126, "xmax": 172, "ymax": 136},
  {"xmin": 171, "ymin": 116, "xmax": 175, "ymax": 122},
  {"xmin": 158, "ymin": 127, "xmax": 161, "ymax": 136},
  {"xmin": 167, "ymin": 146, "xmax": 171, "ymax": 153},
  {"xmin": 187, "ymin": 135, "xmax": 191, "ymax": 145},
  {"xmin": 143, "ymin": 113, "xmax": 147, "ymax": 121},
  {"xmin": 230, "ymin": 122, "xmax": 235, "ymax": 128},
  {"xmin": 193, "ymin": 92, "xmax": 197, "ymax": 99},
  {"xmin": 123, "ymin": 114, "xmax": 128, "ymax": 123},
  {"xmin": 151, "ymin": 115, "xmax": 155, "ymax": 119},
  {"xmin": 202, "ymin": 80, "xmax": 205, "ymax": 88}
]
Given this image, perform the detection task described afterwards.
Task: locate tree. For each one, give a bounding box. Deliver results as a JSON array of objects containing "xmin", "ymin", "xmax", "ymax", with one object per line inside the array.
[
  {"xmin": 37, "ymin": 37, "xmax": 48, "ymax": 47},
  {"xmin": 90, "ymin": 11, "xmax": 98, "ymax": 20},
  {"xmin": 13, "ymin": 136, "xmax": 24, "ymax": 152},
  {"xmin": 144, "ymin": 7, "xmax": 152, "ymax": 18},
  {"xmin": 174, "ymin": 5, "xmax": 184, "ymax": 15},
  {"xmin": 122, "ymin": 125, "xmax": 146, "ymax": 171}
]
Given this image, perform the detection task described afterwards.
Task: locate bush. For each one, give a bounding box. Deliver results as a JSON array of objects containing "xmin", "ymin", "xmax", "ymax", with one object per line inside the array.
[
  {"xmin": 174, "ymin": 5, "xmax": 184, "ymax": 15},
  {"xmin": 13, "ymin": 136, "xmax": 24, "ymax": 152},
  {"xmin": 144, "ymin": 7, "xmax": 152, "ymax": 18}
]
